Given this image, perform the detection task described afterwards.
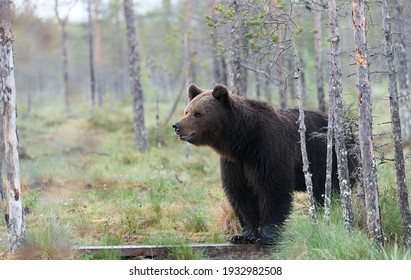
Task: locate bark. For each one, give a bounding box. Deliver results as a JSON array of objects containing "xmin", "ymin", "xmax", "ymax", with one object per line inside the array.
[
  {"xmin": 54, "ymin": 0, "xmax": 72, "ymax": 113},
  {"xmin": 382, "ymin": 0, "xmax": 411, "ymax": 246},
  {"xmin": 221, "ymin": 55, "xmax": 228, "ymax": 86},
  {"xmin": 210, "ymin": 0, "xmax": 222, "ymax": 85},
  {"xmin": 229, "ymin": 0, "xmax": 242, "ymax": 95},
  {"xmin": 394, "ymin": 0, "xmax": 411, "ymax": 138},
  {"xmin": 327, "ymin": 0, "xmax": 354, "ymax": 229},
  {"xmin": 314, "ymin": 1, "xmax": 325, "ymax": 112},
  {"xmin": 87, "ymin": 0, "xmax": 96, "ymax": 107},
  {"xmin": 123, "ymin": 0, "xmax": 149, "ymax": 152},
  {"xmin": 255, "ymin": 72, "xmax": 261, "ymax": 100},
  {"xmin": 352, "ymin": 0, "xmax": 384, "ymax": 245},
  {"xmin": 0, "ymin": 103, "xmax": 3, "ymax": 202},
  {"xmin": 277, "ymin": 28, "xmax": 287, "ymax": 109},
  {"xmin": 292, "ymin": 35, "xmax": 317, "ymax": 224},
  {"xmin": 0, "ymin": 0, "xmax": 25, "ymax": 252}
]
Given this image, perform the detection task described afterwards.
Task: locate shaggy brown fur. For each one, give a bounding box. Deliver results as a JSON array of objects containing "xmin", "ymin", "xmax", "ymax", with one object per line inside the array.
[{"xmin": 173, "ymin": 84, "xmax": 355, "ymax": 245}]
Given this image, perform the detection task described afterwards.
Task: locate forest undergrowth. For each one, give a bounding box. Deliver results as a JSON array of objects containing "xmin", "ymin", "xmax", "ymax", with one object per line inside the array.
[{"xmin": 0, "ymin": 96, "xmax": 410, "ymax": 260}]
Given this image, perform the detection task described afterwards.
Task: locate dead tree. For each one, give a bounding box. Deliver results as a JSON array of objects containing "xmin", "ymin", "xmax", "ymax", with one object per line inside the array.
[
  {"xmin": 292, "ymin": 35, "xmax": 317, "ymax": 224},
  {"xmin": 352, "ymin": 0, "xmax": 384, "ymax": 245},
  {"xmin": 325, "ymin": 0, "xmax": 354, "ymax": 229},
  {"xmin": 123, "ymin": 0, "xmax": 149, "ymax": 152},
  {"xmin": 394, "ymin": 0, "xmax": 411, "ymax": 139},
  {"xmin": 0, "ymin": 0, "xmax": 25, "ymax": 252},
  {"xmin": 314, "ymin": 0, "xmax": 325, "ymax": 112},
  {"xmin": 54, "ymin": 0, "xmax": 75, "ymax": 113},
  {"xmin": 381, "ymin": 0, "xmax": 411, "ymax": 246}
]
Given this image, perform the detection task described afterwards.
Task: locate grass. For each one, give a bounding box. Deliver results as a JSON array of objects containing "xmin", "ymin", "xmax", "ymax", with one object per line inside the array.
[{"xmin": 1, "ymin": 92, "xmax": 411, "ymax": 260}]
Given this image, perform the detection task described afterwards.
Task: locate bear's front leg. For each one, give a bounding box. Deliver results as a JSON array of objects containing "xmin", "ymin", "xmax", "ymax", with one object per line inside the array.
[
  {"xmin": 230, "ymin": 226, "xmax": 260, "ymax": 244},
  {"xmin": 220, "ymin": 158, "xmax": 260, "ymax": 244}
]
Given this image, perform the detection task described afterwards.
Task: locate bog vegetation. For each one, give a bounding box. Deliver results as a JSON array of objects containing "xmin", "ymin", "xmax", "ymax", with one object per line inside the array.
[{"xmin": 0, "ymin": 85, "xmax": 409, "ymax": 259}]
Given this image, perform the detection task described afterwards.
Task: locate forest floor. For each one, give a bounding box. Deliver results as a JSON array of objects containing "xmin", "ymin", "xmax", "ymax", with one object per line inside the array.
[{"xmin": 1, "ymin": 99, "xmax": 411, "ymax": 260}]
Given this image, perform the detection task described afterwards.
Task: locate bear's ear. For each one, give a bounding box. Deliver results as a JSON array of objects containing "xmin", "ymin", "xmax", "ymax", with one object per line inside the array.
[
  {"xmin": 212, "ymin": 84, "xmax": 229, "ymax": 103},
  {"xmin": 188, "ymin": 84, "xmax": 203, "ymax": 101}
]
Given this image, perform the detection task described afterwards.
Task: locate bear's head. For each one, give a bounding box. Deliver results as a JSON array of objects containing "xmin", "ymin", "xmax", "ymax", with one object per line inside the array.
[{"xmin": 172, "ymin": 84, "xmax": 231, "ymax": 146}]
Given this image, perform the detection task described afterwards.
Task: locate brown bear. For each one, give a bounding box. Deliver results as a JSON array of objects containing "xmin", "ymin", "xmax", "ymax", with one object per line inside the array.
[{"xmin": 173, "ymin": 84, "xmax": 354, "ymax": 245}]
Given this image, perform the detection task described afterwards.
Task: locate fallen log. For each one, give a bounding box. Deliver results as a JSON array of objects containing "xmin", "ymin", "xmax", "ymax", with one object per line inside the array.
[{"xmin": 75, "ymin": 243, "xmax": 268, "ymax": 259}]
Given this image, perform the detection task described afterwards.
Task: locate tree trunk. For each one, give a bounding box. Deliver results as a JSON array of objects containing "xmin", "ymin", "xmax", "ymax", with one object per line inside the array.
[
  {"xmin": 94, "ymin": 0, "xmax": 103, "ymax": 107},
  {"xmin": 394, "ymin": 0, "xmax": 411, "ymax": 139},
  {"xmin": 0, "ymin": 103, "xmax": 3, "ymax": 202},
  {"xmin": 255, "ymin": 72, "xmax": 261, "ymax": 100},
  {"xmin": 0, "ymin": 0, "xmax": 25, "ymax": 252},
  {"xmin": 123, "ymin": 0, "xmax": 149, "ymax": 152},
  {"xmin": 314, "ymin": 0, "xmax": 325, "ymax": 112},
  {"xmin": 292, "ymin": 35, "xmax": 317, "ymax": 224},
  {"xmin": 54, "ymin": 0, "xmax": 71, "ymax": 113},
  {"xmin": 87, "ymin": 0, "xmax": 96, "ymax": 107},
  {"xmin": 352, "ymin": 0, "xmax": 384, "ymax": 245},
  {"xmin": 382, "ymin": 0, "xmax": 411, "ymax": 246},
  {"xmin": 229, "ymin": 0, "xmax": 242, "ymax": 95},
  {"xmin": 327, "ymin": 0, "xmax": 354, "ymax": 229},
  {"xmin": 210, "ymin": 0, "xmax": 222, "ymax": 85}
]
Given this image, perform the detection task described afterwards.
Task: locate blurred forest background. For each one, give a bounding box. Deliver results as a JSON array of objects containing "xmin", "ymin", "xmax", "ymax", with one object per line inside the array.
[{"xmin": 1, "ymin": 0, "xmax": 411, "ymax": 259}]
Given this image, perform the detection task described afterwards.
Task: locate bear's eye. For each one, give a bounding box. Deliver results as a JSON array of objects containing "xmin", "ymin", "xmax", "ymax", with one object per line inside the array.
[{"xmin": 194, "ymin": 112, "xmax": 201, "ymax": 118}]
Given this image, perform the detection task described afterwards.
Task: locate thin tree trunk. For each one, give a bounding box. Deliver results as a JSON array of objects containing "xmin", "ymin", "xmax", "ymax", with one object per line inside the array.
[
  {"xmin": 94, "ymin": 0, "xmax": 103, "ymax": 107},
  {"xmin": 314, "ymin": 0, "xmax": 325, "ymax": 112},
  {"xmin": 394, "ymin": 0, "xmax": 411, "ymax": 139},
  {"xmin": 123, "ymin": 0, "xmax": 149, "ymax": 152},
  {"xmin": 221, "ymin": 55, "xmax": 228, "ymax": 86},
  {"xmin": 184, "ymin": 33, "xmax": 191, "ymax": 159},
  {"xmin": 0, "ymin": 0, "xmax": 25, "ymax": 252},
  {"xmin": 210, "ymin": 0, "xmax": 222, "ymax": 85},
  {"xmin": 0, "ymin": 103, "xmax": 3, "ymax": 202},
  {"xmin": 292, "ymin": 35, "xmax": 317, "ymax": 224},
  {"xmin": 327, "ymin": 0, "xmax": 354, "ymax": 229},
  {"xmin": 229, "ymin": 0, "xmax": 241, "ymax": 95},
  {"xmin": 54, "ymin": 0, "xmax": 72, "ymax": 113},
  {"xmin": 382, "ymin": 0, "xmax": 411, "ymax": 246},
  {"xmin": 256, "ymin": 72, "xmax": 261, "ymax": 100},
  {"xmin": 87, "ymin": 0, "xmax": 96, "ymax": 107},
  {"xmin": 352, "ymin": 0, "xmax": 384, "ymax": 245},
  {"xmin": 324, "ymin": 0, "xmax": 336, "ymax": 222}
]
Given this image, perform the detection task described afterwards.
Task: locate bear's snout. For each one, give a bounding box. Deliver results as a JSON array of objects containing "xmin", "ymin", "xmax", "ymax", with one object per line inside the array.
[{"xmin": 172, "ymin": 122, "xmax": 182, "ymax": 132}]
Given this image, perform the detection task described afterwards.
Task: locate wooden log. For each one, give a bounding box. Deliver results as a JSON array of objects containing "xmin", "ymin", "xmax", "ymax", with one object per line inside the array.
[{"xmin": 75, "ymin": 243, "xmax": 266, "ymax": 259}]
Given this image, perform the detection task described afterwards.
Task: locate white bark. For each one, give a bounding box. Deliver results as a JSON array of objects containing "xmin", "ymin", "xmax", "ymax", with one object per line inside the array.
[
  {"xmin": 0, "ymin": 0, "xmax": 25, "ymax": 252},
  {"xmin": 292, "ymin": 34, "xmax": 317, "ymax": 224}
]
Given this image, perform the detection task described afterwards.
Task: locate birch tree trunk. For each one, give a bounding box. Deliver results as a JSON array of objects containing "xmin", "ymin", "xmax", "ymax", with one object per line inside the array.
[
  {"xmin": 314, "ymin": 0, "xmax": 325, "ymax": 112},
  {"xmin": 394, "ymin": 0, "xmax": 411, "ymax": 139},
  {"xmin": 327, "ymin": 0, "xmax": 354, "ymax": 229},
  {"xmin": 352, "ymin": 0, "xmax": 384, "ymax": 245},
  {"xmin": 381, "ymin": 0, "xmax": 411, "ymax": 246},
  {"xmin": 292, "ymin": 35, "xmax": 317, "ymax": 224},
  {"xmin": 123, "ymin": 0, "xmax": 149, "ymax": 152},
  {"xmin": 0, "ymin": 102, "xmax": 4, "ymax": 202},
  {"xmin": 229, "ymin": 0, "xmax": 242, "ymax": 96},
  {"xmin": 0, "ymin": 0, "xmax": 25, "ymax": 252}
]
